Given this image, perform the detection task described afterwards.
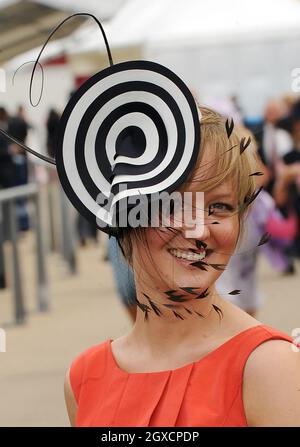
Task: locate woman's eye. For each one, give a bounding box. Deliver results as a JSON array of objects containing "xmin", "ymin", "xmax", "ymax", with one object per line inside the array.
[{"xmin": 208, "ymin": 203, "xmax": 234, "ymax": 215}]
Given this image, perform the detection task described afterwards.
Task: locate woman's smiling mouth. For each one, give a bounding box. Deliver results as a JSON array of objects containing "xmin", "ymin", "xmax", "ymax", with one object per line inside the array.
[
  {"xmin": 169, "ymin": 248, "xmax": 206, "ymax": 261},
  {"xmin": 167, "ymin": 247, "xmax": 213, "ymax": 267}
]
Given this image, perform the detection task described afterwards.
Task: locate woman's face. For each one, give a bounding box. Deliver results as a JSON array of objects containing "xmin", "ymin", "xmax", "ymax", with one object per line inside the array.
[{"xmin": 132, "ymin": 177, "xmax": 240, "ymax": 298}]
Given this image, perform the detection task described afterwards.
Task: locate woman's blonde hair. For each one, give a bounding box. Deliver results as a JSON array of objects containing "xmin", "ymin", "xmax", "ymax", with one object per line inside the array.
[{"xmin": 117, "ymin": 105, "xmax": 259, "ymax": 267}]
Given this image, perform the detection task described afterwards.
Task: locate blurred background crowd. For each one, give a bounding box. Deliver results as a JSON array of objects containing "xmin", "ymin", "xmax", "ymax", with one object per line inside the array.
[{"xmin": 0, "ymin": 0, "xmax": 300, "ymax": 427}]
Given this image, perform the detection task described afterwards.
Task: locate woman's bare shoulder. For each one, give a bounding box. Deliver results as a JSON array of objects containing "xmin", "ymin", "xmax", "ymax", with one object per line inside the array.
[
  {"xmin": 219, "ymin": 297, "xmax": 262, "ymax": 335},
  {"xmin": 63, "ymin": 339, "xmax": 109, "ymax": 426},
  {"xmin": 243, "ymin": 337, "xmax": 300, "ymax": 426}
]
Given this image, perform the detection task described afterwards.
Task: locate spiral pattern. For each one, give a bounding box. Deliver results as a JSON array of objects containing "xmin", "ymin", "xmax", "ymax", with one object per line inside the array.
[{"xmin": 55, "ymin": 60, "xmax": 201, "ymax": 234}]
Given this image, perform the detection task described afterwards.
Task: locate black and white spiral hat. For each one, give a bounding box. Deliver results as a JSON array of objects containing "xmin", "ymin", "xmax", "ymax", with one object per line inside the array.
[{"xmin": 55, "ymin": 60, "xmax": 201, "ymax": 235}]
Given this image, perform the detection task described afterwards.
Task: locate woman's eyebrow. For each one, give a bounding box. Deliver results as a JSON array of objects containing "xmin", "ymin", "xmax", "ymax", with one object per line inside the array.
[{"xmin": 204, "ymin": 192, "xmax": 234, "ymax": 200}]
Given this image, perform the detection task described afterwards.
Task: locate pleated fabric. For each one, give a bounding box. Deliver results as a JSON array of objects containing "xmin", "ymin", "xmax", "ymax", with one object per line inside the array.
[{"xmin": 69, "ymin": 324, "xmax": 299, "ymax": 427}]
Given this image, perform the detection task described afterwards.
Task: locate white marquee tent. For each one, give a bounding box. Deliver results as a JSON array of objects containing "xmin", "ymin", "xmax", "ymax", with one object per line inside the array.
[
  {"xmin": 4, "ymin": 0, "xmax": 300, "ymax": 117},
  {"xmin": 105, "ymin": 0, "xmax": 300, "ymax": 117}
]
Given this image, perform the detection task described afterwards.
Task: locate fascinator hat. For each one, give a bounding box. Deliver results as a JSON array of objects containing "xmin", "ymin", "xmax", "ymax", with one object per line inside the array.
[{"xmin": 0, "ymin": 13, "xmax": 201, "ymax": 237}]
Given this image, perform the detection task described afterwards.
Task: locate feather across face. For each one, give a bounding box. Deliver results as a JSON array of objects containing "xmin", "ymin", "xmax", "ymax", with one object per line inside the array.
[{"xmin": 131, "ymin": 175, "xmax": 240, "ymax": 299}]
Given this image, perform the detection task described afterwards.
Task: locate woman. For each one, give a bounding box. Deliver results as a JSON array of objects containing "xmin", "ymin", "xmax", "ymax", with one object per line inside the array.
[
  {"xmin": 64, "ymin": 106, "xmax": 300, "ymax": 427},
  {"xmin": 273, "ymin": 115, "xmax": 300, "ymax": 259}
]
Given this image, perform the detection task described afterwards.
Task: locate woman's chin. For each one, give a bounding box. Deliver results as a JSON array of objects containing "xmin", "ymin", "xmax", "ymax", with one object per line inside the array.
[{"xmin": 165, "ymin": 266, "xmax": 215, "ymax": 293}]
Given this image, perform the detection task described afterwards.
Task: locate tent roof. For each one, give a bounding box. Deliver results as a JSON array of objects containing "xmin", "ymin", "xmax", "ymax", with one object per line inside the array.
[
  {"xmin": 36, "ymin": 0, "xmax": 125, "ymax": 20},
  {"xmin": 0, "ymin": 0, "xmax": 126, "ymax": 64},
  {"xmin": 0, "ymin": 0, "xmax": 86, "ymax": 64},
  {"xmin": 108, "ymin": 0, "xmax": 300, "ymax": 48},
  {"xmin": 5, "ymin": 0, "xmax": 300, "ymax": 69},
  {"xmin": 81, "ymin": 0, "xmax": 300, "ymax": 51}
]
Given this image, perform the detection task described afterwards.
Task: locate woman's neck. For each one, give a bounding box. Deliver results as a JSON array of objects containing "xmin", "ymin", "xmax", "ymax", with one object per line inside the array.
[{"xmin": 127, "ymin": 283, "xmax": 224, "ymax": 353}]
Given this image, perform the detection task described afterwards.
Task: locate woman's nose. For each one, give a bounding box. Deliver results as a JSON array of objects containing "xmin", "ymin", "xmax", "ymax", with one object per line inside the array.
[{"xmin": 181, "ymin": 215, "xmax": 211, "ymax": 240}]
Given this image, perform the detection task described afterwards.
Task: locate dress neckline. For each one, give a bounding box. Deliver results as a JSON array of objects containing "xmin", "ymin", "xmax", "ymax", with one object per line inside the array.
[{"xmin": 107, "ymin": 323, "xmax": 266, "ymax": 376}]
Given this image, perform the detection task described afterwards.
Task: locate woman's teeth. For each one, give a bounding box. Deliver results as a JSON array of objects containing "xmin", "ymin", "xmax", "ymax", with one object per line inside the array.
[{"xmin": 169, "ymin": 248, "xmax": 206, "ymax": 261}]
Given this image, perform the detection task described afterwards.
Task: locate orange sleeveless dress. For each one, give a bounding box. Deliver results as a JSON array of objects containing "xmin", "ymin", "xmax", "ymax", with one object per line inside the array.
[{"xmin": 69, "ymin": 324, "xmax": 299, "ymax": 427}]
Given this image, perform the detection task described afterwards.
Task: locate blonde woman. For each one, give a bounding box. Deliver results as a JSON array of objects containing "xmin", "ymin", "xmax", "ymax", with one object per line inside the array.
[{"xmin": 64, "ymin": 107, "xmax": 300, "ymax": 427}]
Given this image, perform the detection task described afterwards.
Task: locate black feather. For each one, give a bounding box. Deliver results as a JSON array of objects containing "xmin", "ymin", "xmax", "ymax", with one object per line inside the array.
[
  {"xmin": 225, "ymin": 118, "xmax": 234, "ymax": 139},
  {"xmin": 212, "ymin": 304, "xmax": 223, "ymax": 320},
  {"xmin": 183, "ymin": 306, "xmax": 193, "ymax": 315},
  {"xmin": 228, "ymin": 289, "xmax": 241, "ymax": 295},
  {"xmin": 249, "ymin": 171, "xmax": 264, "ymax": 177},
  {"xmin": 194, "ymin": 310, "xmax": 205, "ymax": 318},
  {"xmin": 239, "ymin": 136, "xmax": 251, "ymax": 155},
  {"xmin": 168, "ymin": 295, "xmax": 187, "ymax": 303},
  {"xmin": 209, "ymin": 263, "xmax": 226, "ymax": 271},
  {"xmin": 143, "ymin": 293, "xmax": 163, "ymax": 316},
  {"xmin": 164, "ymin": 289, "xmax": 188, "ymax": 301},
  {"xmin": 180, "ymin": 287, "xmax": 199, "ymax": 295},
  {"xmin": 196, "ymin": 240, "xmax": 207, "ymax": 250},
  {"xmin": 257, "ymin": 232, "xmax": 271, "ymax": 247},
  {"xmin": 244, "ymin": 186, "xmax": 263, "ymax": 207},
  {"xmin": 173, "ymin": 311, "xmax": 184, "ymax": 320},
  {"xmin": 163, "ymin": 303, "xmax": 179, "ymax": 309},
  {"xmin": 189, "ymin": 260, "xmax": 209, "ymax": 271},
  {"xmin": 195, "ymin": 288, "xmax": 209, "ymax": 299}
]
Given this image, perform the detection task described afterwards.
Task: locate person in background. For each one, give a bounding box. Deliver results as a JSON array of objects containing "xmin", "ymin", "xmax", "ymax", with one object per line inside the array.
[
  {"xmin": 76, "ymin": 214, "xmax": 99, "ymax": 247},
  {"xmin": 7, "ymin": 105, "xmax": 31, "ymax": 231},
  {"xmin": 46, "ymin": 108, "xmax": 60, "ymax": 159},
  {"xmin": 0, "ymin": 107, "xmax": 15, "ymax": 189},
  {"xmin": 0, "ymin": 107, "xmax": 15, "ymax": 287},
  {"xmin": 255, "ymin": 99, "xmax": 293, "ymax": 194},
  {"xmin": 216, "ymin": 122, "xmax": 294, "ymax": 317},
  {"xmin": 273, "ymin": 115, "xmax": 300, "ymax": 260},
  {"xmin": 8, "ymin": 105, "xmax": 29, "ymax": 146},
  {"xmin": 200, "ymin": 100, "xmax": 293, "ymax": 316},
  {"xmin": 277, "ymin": 94, "xmax": 300, "ymax": 134},
  {"xmin": 46, "ymin": 101, "xmax": 99, "ymax": 247}
]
